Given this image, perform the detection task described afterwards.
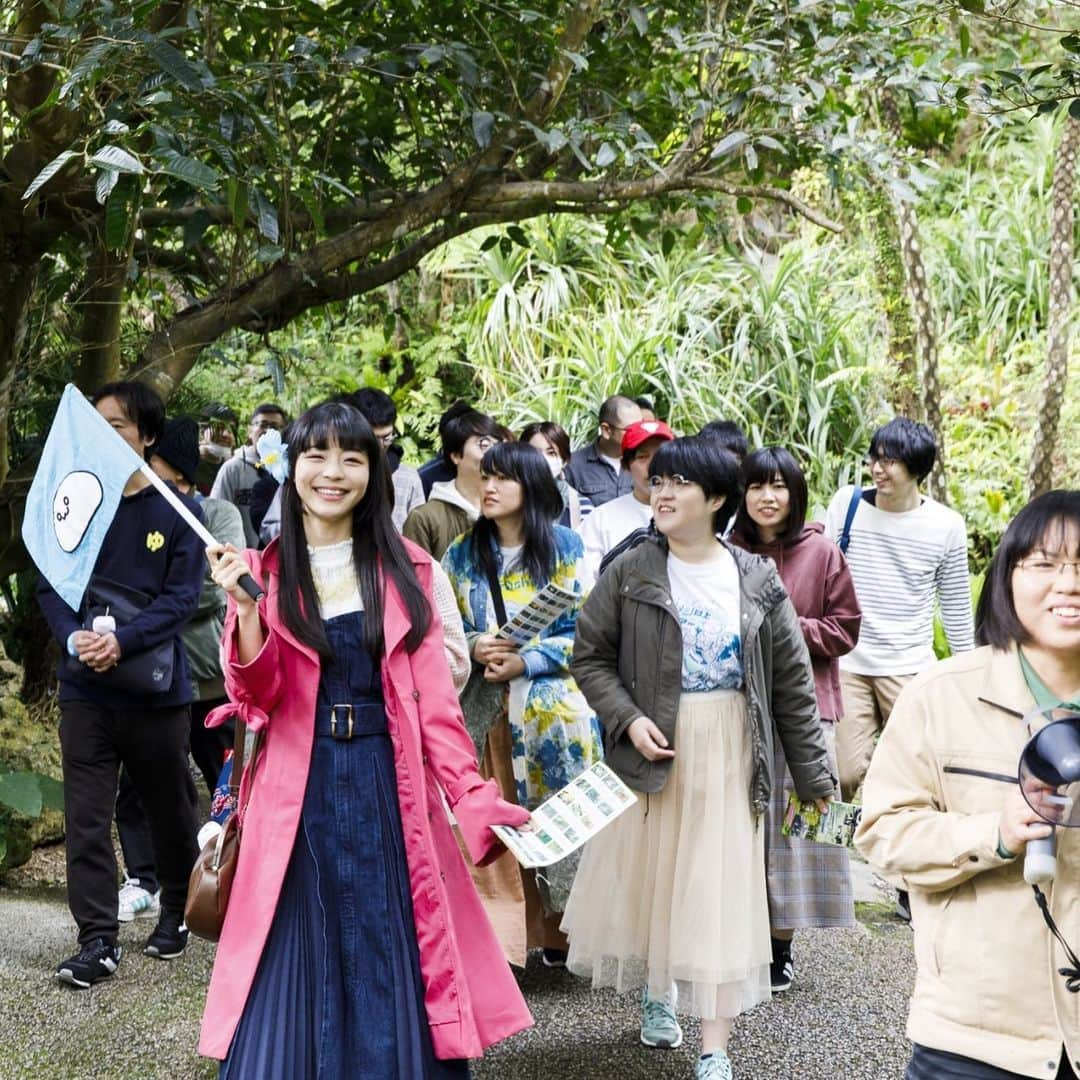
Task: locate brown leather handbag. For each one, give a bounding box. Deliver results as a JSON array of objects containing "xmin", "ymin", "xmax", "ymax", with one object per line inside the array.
[{"xmin": 184, "ymin": 720, "xmax": 258, "ymax": 942}]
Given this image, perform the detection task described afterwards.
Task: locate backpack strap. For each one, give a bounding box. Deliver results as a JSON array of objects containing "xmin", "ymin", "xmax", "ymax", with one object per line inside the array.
[{"xmin": 838, "ymin": 486, "xmax": 862, "ymax": 554}]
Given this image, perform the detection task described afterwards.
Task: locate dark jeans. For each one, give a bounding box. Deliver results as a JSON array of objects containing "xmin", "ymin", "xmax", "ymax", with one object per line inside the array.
[
  {"xmin": 908, "ymin": 1044, "xmax": 1078, "ymax": 1079},
  {"xmin": 116, "ymin": 698, "xmax": 233, "ymax": 893},
  {"xmin": 60, "ymin": 700, "xmax": 199, "ymax": 945}
]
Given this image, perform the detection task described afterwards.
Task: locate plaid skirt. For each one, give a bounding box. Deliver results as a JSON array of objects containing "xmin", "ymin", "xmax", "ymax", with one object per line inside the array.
[{"xmin": 766, "ymin": 722, "xmax": 856, "ymax": 930}]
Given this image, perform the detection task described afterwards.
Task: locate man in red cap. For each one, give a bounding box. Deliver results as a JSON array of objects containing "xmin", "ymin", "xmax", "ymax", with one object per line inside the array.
[{"xmin": 579, "ymin": 419, "xmax": 675, "ymax": 587}]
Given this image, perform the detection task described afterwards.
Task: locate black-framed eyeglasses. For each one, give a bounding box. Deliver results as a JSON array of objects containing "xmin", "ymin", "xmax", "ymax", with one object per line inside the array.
[
  {"xmin": 863, "ymin": 454, "xmax": 898, "ymax": 469},
  {"xmin": 647, "ymin": 474, "xmax": 694, "ymax": 493}
]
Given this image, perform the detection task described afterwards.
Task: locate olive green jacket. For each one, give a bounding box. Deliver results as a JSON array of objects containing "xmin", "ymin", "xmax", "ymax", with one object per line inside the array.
[{"xmin": 570, "ymin": 537, "xmax": 834, "ymax": 812}]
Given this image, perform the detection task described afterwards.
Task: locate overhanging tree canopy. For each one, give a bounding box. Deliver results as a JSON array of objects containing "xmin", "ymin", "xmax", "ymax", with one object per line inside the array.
[{"xmin": 3, "ymin": 1, "xmax": 980, "ymax": 478}]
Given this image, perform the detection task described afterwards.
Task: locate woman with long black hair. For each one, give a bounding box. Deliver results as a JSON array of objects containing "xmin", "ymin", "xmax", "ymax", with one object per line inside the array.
[
  {"xmin": 442, "ymin": 441, "xmax": 602, "ymax": 968},
  {"xmin": 730, "ymin": 447, "xmax": 862, "ymax": 992},
  {"xmin": 199, "ymin": 401, "xmax": 532, "ymax": 1077}
]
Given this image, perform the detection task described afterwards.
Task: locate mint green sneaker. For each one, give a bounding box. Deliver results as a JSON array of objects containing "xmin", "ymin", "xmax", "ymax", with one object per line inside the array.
[
  {"xmin": 640, "ymin": 987, "xmax": 683, "ymax": 1049},
  {"xmin": 697, "ymin": 1051, "xmax": 734, "ymax": 1079}
]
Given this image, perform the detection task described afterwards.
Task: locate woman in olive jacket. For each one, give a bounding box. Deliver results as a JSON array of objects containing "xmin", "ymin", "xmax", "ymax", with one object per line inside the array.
[{"xmin": 562, "ymin": 436, "xmax": 834, "ymax": 1080}]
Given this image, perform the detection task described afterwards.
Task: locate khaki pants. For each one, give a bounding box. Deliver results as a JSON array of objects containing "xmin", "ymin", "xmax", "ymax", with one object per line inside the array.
[{"xmin": 836, "ymin": 671, "xmax": 913, "ymax": 801}]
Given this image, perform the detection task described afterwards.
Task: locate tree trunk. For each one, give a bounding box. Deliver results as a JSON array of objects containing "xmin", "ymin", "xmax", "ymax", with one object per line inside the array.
[
  {"xmin": 894, "ymin": 194, "xmax": 948, "ymax": 503},
  {"xmin": 1028, "ymin": 116, "xmax": 1080, "ymax": 497},
  {"xmin": 0, "ymin": 246, "xmax": 39, "ymax": 489},
  {"xmin": 878, "ymin": 91, "xmax": 947, "ymax": 502},
  {"xmin": 75, "ymin": 238, "xmax": 131, "ymax": 392},
  {"xmin": 865, "ymin": 183, "xmax": 919, "ymax": 417}
]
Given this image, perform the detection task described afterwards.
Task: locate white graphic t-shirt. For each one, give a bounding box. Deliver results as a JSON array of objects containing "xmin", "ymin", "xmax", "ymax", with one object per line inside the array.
[{"xmin": 667, "ymin": 548, "xmax": 743, "ymax": 692}]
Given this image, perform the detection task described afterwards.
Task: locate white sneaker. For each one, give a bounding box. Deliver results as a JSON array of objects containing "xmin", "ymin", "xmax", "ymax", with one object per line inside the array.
[{"xmin": 117, "ymin": 878, "xmax": 160, "ymax": 923}]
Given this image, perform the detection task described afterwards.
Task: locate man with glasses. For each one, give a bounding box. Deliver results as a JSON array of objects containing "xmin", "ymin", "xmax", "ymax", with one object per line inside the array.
[
  {"xmin": 564, "ymin": 394, "xmax": 644, "ymax": 508},
  {"xmin": 403, "ymin": 409, "xmax": 502, "ymax": 560},
  {"xmin": 823, "ymin": 418, "xmax": 975, "ymax": 816},
  {"xmin": 346, "ymin": 388, "xmax": 424, "ymax": 531},
  {"xmin": 209, "ymin": 402, "xmax": 287, "ymax": 547},
  {"xmin": 579, "ymin": 420, "xmax": 674, "ymax": 586}
]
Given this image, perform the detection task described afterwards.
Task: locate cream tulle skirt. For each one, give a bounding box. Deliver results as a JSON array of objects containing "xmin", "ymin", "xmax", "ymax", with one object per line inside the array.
[{"xmin": 561, "ymin": 689, "xmax": 771, "ymax": 1020}]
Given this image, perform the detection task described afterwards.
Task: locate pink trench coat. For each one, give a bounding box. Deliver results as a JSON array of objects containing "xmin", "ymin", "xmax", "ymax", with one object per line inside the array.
[{"xmin": 198, "ymin": 539, "xmax": 534, "ymax": 1061}]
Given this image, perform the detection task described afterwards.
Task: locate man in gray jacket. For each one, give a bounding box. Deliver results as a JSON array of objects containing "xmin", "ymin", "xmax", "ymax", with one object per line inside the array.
[{"xmin": 564, "ymin": 394, "xmax": 643, "ymax": 508}]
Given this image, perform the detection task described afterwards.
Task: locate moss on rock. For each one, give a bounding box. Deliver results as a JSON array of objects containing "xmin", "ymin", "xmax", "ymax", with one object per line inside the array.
[{"xmin": 0, "ymin": 640, "xmax": 63, "ymax": 870}]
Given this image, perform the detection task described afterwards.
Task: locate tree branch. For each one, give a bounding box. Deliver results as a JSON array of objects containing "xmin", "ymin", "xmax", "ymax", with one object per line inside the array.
[{"xmin": 468, "ymin": 175, "xmax": 843, "ymax": 232}]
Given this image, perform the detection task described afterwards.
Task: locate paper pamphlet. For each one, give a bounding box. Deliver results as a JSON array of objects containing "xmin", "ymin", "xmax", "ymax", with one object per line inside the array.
[
  {"xmin": 492, "ymin": 761, "xmax": 637, "ymax": 868},
  {"xmin": 781, "ymin": 793, "xmax": 862, "ymax": 847},
  {"xmin": 494, "ymin": 581, "xmax": 577, "ymax": 645}
]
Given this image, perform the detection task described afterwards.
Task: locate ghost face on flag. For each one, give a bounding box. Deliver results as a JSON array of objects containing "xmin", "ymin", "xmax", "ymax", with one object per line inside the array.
[{"xmin": 22, "ymin": 385, "xmax": 146, "ymax": 612}]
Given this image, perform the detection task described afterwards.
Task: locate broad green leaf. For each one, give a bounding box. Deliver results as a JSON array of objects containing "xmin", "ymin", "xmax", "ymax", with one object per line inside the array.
[
  {"xmin": 629, "ymin": 6, "xmax": 649, "ymax": 35},
  {"xmin": 90, "ymin": 144, "xmax": 144, "ymax": 174},
  {"xmin": 183, "ymin": 209, "xmax": 214, "ymax": 249},
  {"xmin": 95, "ymin": 168, "xmax": 119, "ymax": 204},
  {"xmin": 148, "ymin": 39, "xmax": 205, "ymax": 90},
  {"xmin": 155, "ymin": 150, "xmax": 221, "ymax": 192},
  {"xmin": 472, "ymin": 111, "xmax": 495, "ymax": 149},
  {"xmin": 105, "ymin": 178, "xmax": 139, "ymax": 251},
  {"xmin": 595, "ymin": 142, "xmax": 617, "ymax": 168},
  {"xmin": 710, "ymin": 131, "xmax": 749, "ymax": 158},
  {"xmin": 38, "ymin": 776, "xmax": 64, "ymax": 811},
  {"xmin": 1070, "ymin": 99, "xmax": 1080, "ymax": 120},
  {"xmin": 251, "ymin": 188, "xmax": 280, "ymax": 244},
  {"xmin": 0, "ymin": 772, "xmax": 42, "ymax": 817},
  {"xmin": 22, "ymin": 149, "xmax": 79, "ymax": 200}
]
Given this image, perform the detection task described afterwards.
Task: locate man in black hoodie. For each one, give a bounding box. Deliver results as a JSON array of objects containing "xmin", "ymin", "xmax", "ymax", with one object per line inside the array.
[{"xmin": 35, "ymin": 382, "xmax": 203, "ymax": 987}]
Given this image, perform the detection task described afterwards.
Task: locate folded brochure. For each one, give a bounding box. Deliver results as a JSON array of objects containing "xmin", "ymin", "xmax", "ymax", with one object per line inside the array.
[
  {"xmin": 494, "ymin": 581, "xmax": 577, "ymax": 646},
  {"xmin": 492, "ymin": 761, "xmax": 637, "ymax": 868},
  {"xmin": 782, "ymin": 793, "xmax": 862, "ymax": 847}
]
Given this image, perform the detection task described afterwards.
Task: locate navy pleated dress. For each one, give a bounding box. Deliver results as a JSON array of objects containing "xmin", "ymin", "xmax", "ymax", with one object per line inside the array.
[{"xmin": 220, "ymin": 611, "xmax": 470, "ymax": 1079}]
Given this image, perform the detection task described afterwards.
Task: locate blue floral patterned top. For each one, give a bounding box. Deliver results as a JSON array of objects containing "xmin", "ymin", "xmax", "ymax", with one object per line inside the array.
[{"xmin": 442, "ymin": 525, "xmax": 603, "ymax": 809}]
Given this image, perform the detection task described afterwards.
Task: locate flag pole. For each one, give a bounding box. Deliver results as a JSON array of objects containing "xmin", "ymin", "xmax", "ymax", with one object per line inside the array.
[{"xmin": 138, "ymin": 463, "xmax": 265, "ymax": 602}]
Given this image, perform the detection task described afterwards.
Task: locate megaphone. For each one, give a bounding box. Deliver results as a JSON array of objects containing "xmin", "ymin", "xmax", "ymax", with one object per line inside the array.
[{"xmin": 1019, "ymin": 712, "xmax": 1080, "ymax": 885}]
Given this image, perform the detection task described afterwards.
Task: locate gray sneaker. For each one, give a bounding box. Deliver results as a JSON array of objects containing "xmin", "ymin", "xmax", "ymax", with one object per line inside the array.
[
  {"xmin": 697, "ymin": 1051, "xmax": 734, "ymax": 1079},
  {"xmin": 640, "ymin": 987, "xmax": 683, "ymax": 1049}
]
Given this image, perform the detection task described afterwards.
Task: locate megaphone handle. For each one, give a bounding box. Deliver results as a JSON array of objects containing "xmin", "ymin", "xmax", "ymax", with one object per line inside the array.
[
  {"xmin": 238, "ymin": 573, "xmax": 266, "ymax": 603},
  {"xmin": 1024, "ymin": 829, "xmax": 1057, "ymax": 886}
]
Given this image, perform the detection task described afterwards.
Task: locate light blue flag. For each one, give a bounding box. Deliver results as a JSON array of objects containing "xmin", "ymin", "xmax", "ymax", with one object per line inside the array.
[{"xmin": 22, "ymin": 384, "xmax": 146, "ymax": 612}]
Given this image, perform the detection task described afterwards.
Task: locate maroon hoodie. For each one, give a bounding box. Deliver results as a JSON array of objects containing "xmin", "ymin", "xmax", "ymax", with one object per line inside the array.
[{"xmin": 730, "ymin": 522, "xmax": 862, "ymax": 720}]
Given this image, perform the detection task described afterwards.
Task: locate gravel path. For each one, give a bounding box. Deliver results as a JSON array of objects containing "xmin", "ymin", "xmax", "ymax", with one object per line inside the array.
[{"xmin": 0, "ymin": 854, "xmax": 915, "ymax": 1080}]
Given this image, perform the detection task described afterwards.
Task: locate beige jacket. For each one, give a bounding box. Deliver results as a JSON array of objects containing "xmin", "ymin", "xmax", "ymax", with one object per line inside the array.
[{"xmin": 855, "ymin": 645, "xmax": 1080, "ymax": 1078}]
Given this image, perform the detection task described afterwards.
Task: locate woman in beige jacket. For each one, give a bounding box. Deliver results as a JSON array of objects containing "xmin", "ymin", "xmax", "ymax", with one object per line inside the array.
[{"xmin": 856, "ymin": 490, "xmax": 1080, "ymax": 1080}]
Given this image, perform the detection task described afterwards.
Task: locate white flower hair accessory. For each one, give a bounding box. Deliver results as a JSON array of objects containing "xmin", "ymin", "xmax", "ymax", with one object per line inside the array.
[{"xmin": 256, "ymin": 429, "xmax": 289, "ymax": 485}]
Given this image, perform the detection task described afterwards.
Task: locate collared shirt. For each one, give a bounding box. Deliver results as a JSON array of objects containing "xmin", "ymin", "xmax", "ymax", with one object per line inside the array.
[{"xmin": 1019, "ymin": 649, "xmax": 1080, "ymax": 712}]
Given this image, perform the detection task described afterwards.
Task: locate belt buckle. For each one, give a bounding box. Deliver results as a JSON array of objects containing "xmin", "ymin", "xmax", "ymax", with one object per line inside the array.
[{"xmin": 330, "ymin": 703, "xmax": 354, "ymax": 740}]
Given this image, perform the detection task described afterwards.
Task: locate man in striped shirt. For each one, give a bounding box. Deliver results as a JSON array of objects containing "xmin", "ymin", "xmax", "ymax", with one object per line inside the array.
[{"xmin": 824, "ymin": 418, "xmax": 974, "ymax": 804}]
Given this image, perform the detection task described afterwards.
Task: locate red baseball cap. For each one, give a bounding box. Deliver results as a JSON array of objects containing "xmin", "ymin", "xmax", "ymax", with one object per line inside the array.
[{"xmin": 621, "ymin": 419, "xmax": 675, "ymax": 453}]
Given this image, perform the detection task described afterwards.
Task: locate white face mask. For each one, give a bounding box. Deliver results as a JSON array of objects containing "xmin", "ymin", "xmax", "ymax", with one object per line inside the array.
[{"xmin": 546, "ymin": 455, "xmax": 564, "ymax": 479}]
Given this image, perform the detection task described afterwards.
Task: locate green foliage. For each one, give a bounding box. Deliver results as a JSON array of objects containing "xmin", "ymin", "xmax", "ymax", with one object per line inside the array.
[
  {"xmin": 422, "ymin": 214, "xmax": 883, "ymax": 504},
  {"xmin": 0, "ymin": 769, "xmax": 63, "ymax": 865}
]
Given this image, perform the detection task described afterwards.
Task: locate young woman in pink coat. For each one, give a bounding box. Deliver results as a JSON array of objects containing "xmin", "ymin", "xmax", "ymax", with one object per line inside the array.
[{"xmin": 201, "ymin": 401, "xmax": 532, "ymax": 1077}]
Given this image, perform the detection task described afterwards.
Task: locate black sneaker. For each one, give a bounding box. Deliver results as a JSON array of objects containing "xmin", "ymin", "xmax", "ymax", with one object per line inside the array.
[
  {"xmin": 541, "ymin": 947, "xmax": 568, "ymax": 968},
  {"xmin": 144, "ymin": 911, "xmax": 189, "ymax": 959},
  {"xmin": 770, "ymin": 955, "xmax": 794, "ymax": 992},
  {"xmin": 55, "ymin": 938, "xmax": 121, "ymax": 988},
  {"xmin": 770, "ymin": 936, "xmax": 794, "ymax": 992},
  {"xmin": 895, "ymin": 889, "xmax": 912, "ymax": 923}
]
